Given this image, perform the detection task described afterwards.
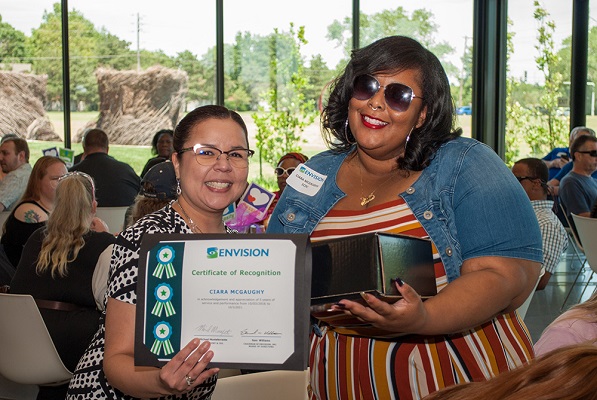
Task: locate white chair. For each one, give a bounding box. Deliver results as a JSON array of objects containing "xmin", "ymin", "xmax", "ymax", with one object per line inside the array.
[
  {"xmin": 94, "ymin": 206, "xmax": 129, "ymax": 234},
  {"xmin": 571, "ymin": 214, "xmax": 597, "ymax": 301},
  {"xmin": 516, "ymin": 270, "xmax": 541, "ymax": 321},
  {"xmin": 0, "ymin": 293, "xmax": 73, "ymax": 386},
  {"xmin": 211, "ymin": 370, "xmax": 309, "ymax": 400},
  {"xmin": 559, "ymin": 203, "xmax": 587, "ymax": 311}
]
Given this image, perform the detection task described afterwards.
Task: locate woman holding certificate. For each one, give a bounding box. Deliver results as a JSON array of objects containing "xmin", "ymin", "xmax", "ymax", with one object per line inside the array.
[
  {"xmin": 267, "ymin": 36, "xmax": 543, "ymax": 399},
  {"xmin": 67, "ymin": 105, "xmax": 252, "ymax": 399}
]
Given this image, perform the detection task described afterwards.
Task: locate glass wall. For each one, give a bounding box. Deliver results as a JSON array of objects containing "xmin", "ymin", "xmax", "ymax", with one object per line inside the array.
[
  {"xmin": 0, "ymin": 0, "xmax": 593, "ymax": 168},
  {"xmin": 361, "ymin": 1, "xmax": 474, "ymax": 137},
  {"xmin": 223, "ymin": 0, "xmax": 350, "ymax": 181},
  {"xmin": 0, "ymin": 1, "xmax": 63, "ymax": 145},
  {"xmin": 507, "ymin": 1, "xmax": 573, "ymax": 162}
]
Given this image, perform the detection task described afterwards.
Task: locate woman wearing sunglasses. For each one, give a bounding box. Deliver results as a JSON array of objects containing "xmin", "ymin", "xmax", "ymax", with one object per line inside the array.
[
  {"xmin": 67, "ymin": 105, "xmax": 251, "ymax": 399},
  {"xmin": 268, "ymin": 36, "xmax": 542, "ymax": 399},
  {"xmin": 264, "ymin": 152, "xmax": 309, "ymax": 224}
]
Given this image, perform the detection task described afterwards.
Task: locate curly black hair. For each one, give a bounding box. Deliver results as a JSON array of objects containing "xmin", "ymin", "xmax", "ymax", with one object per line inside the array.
[{"xmin": 321, "ymin": 35, "xmax": 462, "ymax": 171}]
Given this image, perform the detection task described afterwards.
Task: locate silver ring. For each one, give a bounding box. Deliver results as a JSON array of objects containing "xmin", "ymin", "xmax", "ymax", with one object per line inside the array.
[{"xmin": 185, "ymin": 375, "xmax": 195, "ymax": 386}]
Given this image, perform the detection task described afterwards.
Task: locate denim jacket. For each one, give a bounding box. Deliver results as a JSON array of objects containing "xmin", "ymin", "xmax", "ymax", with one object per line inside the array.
[{"xmin": 267, "ymin": 137, "xmax": 542, "ymax": 282}]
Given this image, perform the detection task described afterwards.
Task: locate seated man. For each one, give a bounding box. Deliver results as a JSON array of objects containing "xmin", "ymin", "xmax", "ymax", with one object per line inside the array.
[
  {"xmin": 560, "ymin": 135, "xmax": 597, "ymax": 218},
  {"xmin": 69, "ymin": 128, "xmax": 140, "ymax": 207},
  {"xmin": 0, "ymin": 137, "xmax": 32, "ymax": 211},
  {"xmin": 543, "ymin": 126, "xmax": 594, "ymax": 182},
  {"xmin": 512, "ymin": 158, "xmax": 568, "ymax": 290},
  {"xmin": 547, "ymin": 126, "xmax": 596, "ymax": 195}
]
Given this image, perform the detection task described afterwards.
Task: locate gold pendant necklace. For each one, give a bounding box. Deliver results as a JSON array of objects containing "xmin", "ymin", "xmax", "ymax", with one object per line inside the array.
[
  {"xmin": 357, "ymin": 153, "xmax": 398, "ymax": 207},
  {"xmin": 176, "ymin": 200, "xmax": 203, "ymax": 233}
]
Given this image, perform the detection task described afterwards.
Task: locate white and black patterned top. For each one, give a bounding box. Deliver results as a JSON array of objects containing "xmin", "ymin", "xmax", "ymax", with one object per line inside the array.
[{"xmin": 67, "ymin": 203, "xmax": 232, "ymax": 400}]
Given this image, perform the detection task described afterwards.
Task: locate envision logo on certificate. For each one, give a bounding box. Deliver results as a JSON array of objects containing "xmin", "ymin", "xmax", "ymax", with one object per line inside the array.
[{"xmin": 134, "ymin": 233, "xmax": 311, "ymax": 371}]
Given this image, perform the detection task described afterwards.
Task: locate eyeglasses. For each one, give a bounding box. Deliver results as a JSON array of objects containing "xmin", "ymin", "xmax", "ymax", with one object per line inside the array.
[
  {"xmin": 515, "ymin": 176, "xmax": 538, "ymax": 182},
  {"xmin": 178, "ymin": 144, "xmax": 255, "ymax": 168},
  {"xmin": 576, "ymin": 150, "xmax": 597, "ymax": 157},
  {"xmin": 274, "ymin": 167, "xmax": 296, "ymax": 177},
  {"xmin": 352, "ymin": 74, "xmax": 424, "ymax": 112},
  {"xmin": 58, "ymin": 171, "xmax": 96, "ymax": 200}
]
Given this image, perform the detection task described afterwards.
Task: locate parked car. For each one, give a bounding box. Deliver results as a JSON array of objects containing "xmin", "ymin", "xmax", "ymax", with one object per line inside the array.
[{"xmin": 456, "ymin": 105, "xmax": 472, "ymax": 115}]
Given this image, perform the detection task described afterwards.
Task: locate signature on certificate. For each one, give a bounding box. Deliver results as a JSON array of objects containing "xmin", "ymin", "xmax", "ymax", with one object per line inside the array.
[
  {"xmin": 195, "ymin": 324, "xmax": 232, "ymax": 336},
  {"xmin": 240, "ymin": 328, "xmax": 282, "ymax": 336}
]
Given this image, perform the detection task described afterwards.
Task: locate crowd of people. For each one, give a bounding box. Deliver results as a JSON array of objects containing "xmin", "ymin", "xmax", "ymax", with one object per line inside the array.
[{"xmin": 0, "ymin": 35, "xmax": 596, "ymax": 400}]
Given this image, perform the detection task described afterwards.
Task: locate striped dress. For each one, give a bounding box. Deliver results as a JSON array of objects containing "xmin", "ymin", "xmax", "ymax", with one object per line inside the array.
[{"xmin": 308, "ymin": 198, "xmax": 534, "ymax": 400}]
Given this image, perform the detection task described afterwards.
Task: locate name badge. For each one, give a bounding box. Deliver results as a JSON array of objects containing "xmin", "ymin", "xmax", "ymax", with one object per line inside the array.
[{"xmin": 286, "ymin": 164, "xmax": 327, "ymax": 196}]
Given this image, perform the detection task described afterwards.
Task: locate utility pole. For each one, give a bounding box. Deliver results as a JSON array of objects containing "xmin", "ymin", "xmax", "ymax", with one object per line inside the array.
[{"xmin": 136, "ymin": 13, "xmax": 141, "ymax": 71}]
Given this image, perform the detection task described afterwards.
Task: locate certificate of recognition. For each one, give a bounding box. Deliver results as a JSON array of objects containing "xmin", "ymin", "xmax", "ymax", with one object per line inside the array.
[{"xmin": 134, "ymin": 233, "xmax": 311, "ymax": 371}]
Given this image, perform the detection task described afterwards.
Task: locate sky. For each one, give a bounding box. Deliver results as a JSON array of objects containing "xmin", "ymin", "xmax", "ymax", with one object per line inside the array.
[{"xmin": 0, "ymin": 1, "xmax": 593, "ymax": 85}]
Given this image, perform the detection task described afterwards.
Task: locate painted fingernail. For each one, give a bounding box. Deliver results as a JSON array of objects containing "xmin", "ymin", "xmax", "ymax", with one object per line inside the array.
[
  {"xmin": 395, "ymin": 277, "xmax": 404, "ymax": 287},
  {"xmin": 360, "ymin": 292, "xmax": 369, "ymax": 301},
  {"xmin": 333, "ymin": 302, "xmax": 346, "ymax": 308}
]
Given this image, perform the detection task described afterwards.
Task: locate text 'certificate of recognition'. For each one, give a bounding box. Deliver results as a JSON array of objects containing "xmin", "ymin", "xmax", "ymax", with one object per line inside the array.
[{"xmin": 135, "ymin": 233, "xmax": 311, "ymax": 371}]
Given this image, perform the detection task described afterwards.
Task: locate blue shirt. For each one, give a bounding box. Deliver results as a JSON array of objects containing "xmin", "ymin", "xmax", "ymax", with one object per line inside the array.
[
  {"xmin": 560, "ymin": 171, "xmax": 597, "ymax": 216},
  {"xmin": 543, "ymin": 147, "xmax": 570, "ymax": 180},
  {"xmin": 268, "ymin": 137, "xmax": 542, "ymax": 283}
]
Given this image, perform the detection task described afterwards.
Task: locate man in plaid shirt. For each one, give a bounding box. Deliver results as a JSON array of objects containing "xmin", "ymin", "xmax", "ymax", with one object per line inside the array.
[{"xmin": 512, "ymin": 158, "xmax": 568, "ymax": 290}]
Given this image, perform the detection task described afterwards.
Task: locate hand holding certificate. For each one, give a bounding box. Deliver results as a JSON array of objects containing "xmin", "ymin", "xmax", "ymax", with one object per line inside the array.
[{"xmin": 135, "ymin": 233, "xmax": 311, "ymax": 371}]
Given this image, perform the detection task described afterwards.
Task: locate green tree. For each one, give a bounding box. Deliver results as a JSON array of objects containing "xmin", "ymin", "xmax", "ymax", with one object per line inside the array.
[
  {"xmin": 326, "ymin": 7, "xmax": 458, "ymax": 82},
  {"xmin": 524, "ymin": 1, "xmax": 567, "ymax": 155},
  {"xmin": 0, "ymin": 15, "xmax": 28, "ymax": 63},
  {"xmin": 174, "ymin": 50, "xmax": 209, "ymax": 104},
  {"xmin": 28, "ymin": 4, "xmax": 101, "ymax": 107},
  {"xmin": 456, "ymin": 41, "xmax": 473, "ymax": 108},
  {"xmin": 251, "ymin": 24, "xmax": 317, "ymax": 181},
  {"xmin": 304, "ymin": 54, "xmax": 335, "ymax": 110},
  {"xmin": 553, "ymin": 26, "xmax": 597, "ymax": 115}
]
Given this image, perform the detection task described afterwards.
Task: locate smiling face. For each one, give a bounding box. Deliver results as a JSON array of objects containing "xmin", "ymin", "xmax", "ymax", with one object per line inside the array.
[
  {"xmin": 172, "ymin": 117, "xmax": 249, "ymax": 215},
  {"xmin": 348, "ymin": 69, "xmax": 427, "ymax": 161}
]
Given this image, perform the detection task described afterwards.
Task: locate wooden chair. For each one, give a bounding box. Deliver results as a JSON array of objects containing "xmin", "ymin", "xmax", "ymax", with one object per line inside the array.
[
  {"xmin": 0, "ymin": 293, "xmax": 72, "ymax": 387},
  {"xmin": 571, "ymin": 214, "xmax": 597, "ymax": 301}
]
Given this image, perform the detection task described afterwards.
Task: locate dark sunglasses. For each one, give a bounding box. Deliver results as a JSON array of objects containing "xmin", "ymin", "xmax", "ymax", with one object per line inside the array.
[
  {"xmin": 576, "ymin": 150, "xmax": 597, "ymax": 157},
  {"xmin": 515, "ymin": 176, "xmax": 538, "ymax": 182},
  {"xmin": 352, "ymin": 74, "xmax": 424, "ymax": 112},
  {"xmin": 274, "ymin": 167, "xmax": 296, "ymax": 177}
]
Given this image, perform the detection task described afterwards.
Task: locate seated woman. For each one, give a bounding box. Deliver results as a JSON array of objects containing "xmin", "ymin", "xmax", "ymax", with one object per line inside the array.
[
  {"xmin": 140, "ymin": 129, "xmax": 174, "ymax": 178},
  {"xmin": 1, "ymin": 156, "xmax": 67, "ymax": 269},
  {"xmin": 269, "ymin": 153, "xmax": 308, "ymax": 211},
  {"xmin": 124, "ymin": 160, "xmax": 177, "ymax": 228},
  {"xmin": 10, "ymin": 172, "xmax": 115, "ymax": 400},
  {"xmin": 535, "ymin": 292, "xmax": 597, "ymax": 356}
]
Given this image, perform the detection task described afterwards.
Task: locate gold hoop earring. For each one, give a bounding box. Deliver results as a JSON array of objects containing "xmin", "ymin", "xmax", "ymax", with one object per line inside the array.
[{"xmin": 344, "ymin": 119, "xmax": 355, "ymax": 144}]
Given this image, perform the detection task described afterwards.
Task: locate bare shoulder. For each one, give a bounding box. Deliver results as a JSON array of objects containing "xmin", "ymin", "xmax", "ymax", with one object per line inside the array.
[{"xmin": 13, "ymin": 203, "xmax": 49, "ymax": 223}]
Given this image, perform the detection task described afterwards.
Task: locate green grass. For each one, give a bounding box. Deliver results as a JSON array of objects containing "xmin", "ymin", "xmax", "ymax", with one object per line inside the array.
[{"xmin": 28, "ymin": 140, "xmax": 153, "ymax": 176}]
